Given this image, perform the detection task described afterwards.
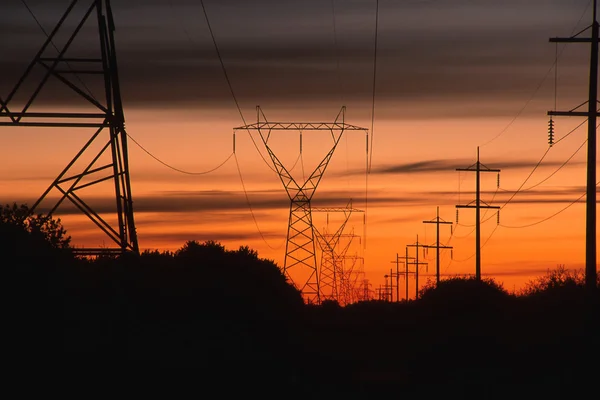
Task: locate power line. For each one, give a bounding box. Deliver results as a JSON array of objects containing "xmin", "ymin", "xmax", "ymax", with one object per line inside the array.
[
  {"xmin": 446, "ymin": 224, "xmax": 499, "ymax": 264},
  {"xmin": 504, "ymin": 138, "xmax": 587, "ymax": 192},
  {"xmin": 364, "ymin": 0, "xmax": 379, "ymax": 250},
  {"xmin": 479, "ymin": 0, "xmax": 593, "ymax": 147},
  {"xmin": 497, "ymin": 121, "xmax": 588, "ymax": 207},
  {"xmin": 167, "ymin": 0, "xmax": 276, "ymax": 174},
  {"xmin": 500, "ymin": 182, "xmax": 598, "ymax": 229},
  {"xmin": 127, "ymin": 133, "xmax": 233, "ymax": 175},
  {"xmin": 233, "ymin": 153, "xmax": 284, "ymax": 250},
  {"xmin": 368, "ymin": 0, "xmax": 379, "ymax": 174}
]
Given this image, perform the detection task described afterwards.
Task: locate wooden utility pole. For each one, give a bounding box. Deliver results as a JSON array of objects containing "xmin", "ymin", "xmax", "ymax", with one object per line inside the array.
[
  {"xmin": 390, "ymin": 254, "xmax": 406, "ymax": 302},
  {"xmin": 403, "ymin": 249, "xmax": 416, "ymax": 301},
  {"xmin": 456, "ymin": 148, "xmax": 501, "ymax": 281},
  {"xmin": 406, "ymin": 235, "xmax": 428, "ymax": 299},
  {"xmin": 548, "ymin": 1, "xmax": 598, "ymax": 291},
  {"xmin": 422, "ymin": 206, "xmax": 453, "ymax": 285}
]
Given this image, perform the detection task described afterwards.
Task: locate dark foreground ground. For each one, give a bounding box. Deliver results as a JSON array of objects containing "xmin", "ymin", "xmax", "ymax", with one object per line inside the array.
[{"xmin": 2, "ymin": 232, "xmax": 598, "ymax": 398}]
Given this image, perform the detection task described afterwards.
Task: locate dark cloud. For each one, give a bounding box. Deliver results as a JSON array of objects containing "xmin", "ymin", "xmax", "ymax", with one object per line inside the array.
[
  {"xmin": 1, "ymin": 0, "xmax": 592, "ymax": 118},
  {"xmin": 27, "ymin": 181, "xmax": 594, "ymax": 223},
  {"xmin": 137, "ymin": 230, "xmax": 276, "ymax": 246},
  {"xmin": 345, "ymin": 158, "xmax": 586, "ymax": 176}
]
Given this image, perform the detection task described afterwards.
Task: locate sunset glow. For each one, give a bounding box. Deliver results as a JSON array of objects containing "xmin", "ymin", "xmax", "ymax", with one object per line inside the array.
[{"xmin": 1, "ymin": 0, "xmax": 597, "ymax": 299}]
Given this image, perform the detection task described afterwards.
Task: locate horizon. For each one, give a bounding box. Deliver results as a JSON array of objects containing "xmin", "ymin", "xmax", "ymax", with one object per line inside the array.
[{"xmin": 1, "ymin": 0, "xmax": 597, "ymax": 299}]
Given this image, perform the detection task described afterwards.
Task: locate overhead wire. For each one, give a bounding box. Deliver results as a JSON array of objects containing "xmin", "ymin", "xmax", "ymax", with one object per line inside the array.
[
  {"xmin": 364, "ymin": 0, "xmax": 380, "ymax": 250},
  {"xmin": 503, "ymin": 137, "xmax": 587, "ymax": 193},
  {"xmin": 127, "ymin": 133, "xmax": 233, "ymax": 175},
  {"xmin": 233, "ymin": 153, "xmax": 284, "ymax": 250},
  {"xmin": 368, "ymin": 0, "xmax": 379, "ymax": 174},
  {"xmin": 196, "ymin": 0, "xmax": 285, "ymax": 248},
  {"xmin": 478, "ymin": 0, "xmax": 593, "ymax": 147},
  {"xmin": 499, "ymin": 181, "xmax": 598, "ymax": 229},
  {"xmin": 167, "ymin": 0, "xmax": 276, "ymax": 174},
  {"xmin": 497, "ymin": 120, "xmax": 588, "ymax": 208}
]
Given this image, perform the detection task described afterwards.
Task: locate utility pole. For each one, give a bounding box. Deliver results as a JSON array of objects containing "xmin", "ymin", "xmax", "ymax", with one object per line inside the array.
[
  {"xmin": 406, "ymin": 235, "xmax": 428, "ymax": 299},
  {"xmin": 456, "ymin": 147, "xmax": 501, "ymax": 281},
  {"xmin": 422, "ymin": 206, "xmax": 453, "ymax": 285},
  {"xmin": 403, "ymin": 248, "xmax": 416, "ymax": 301},
  {"xmin": 383, "ymin": 271, "xmax": 394, "ymax": 302},
  {"xmin": 548, "ymin": 1, "xmax": 598, "ymax": 291},
  {"xmin": 390, "ymin": 253, "xmax": 406, "ymax": 302}
]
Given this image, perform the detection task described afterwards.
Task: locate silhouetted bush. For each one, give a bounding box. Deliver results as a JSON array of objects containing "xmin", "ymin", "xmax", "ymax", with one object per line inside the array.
[
  {"xmin": 417, "ymin": 275, "xmax": 511, "ymax": 312},
  {"xmin": 520, "ymin": 265, "xmax": 585, "ymax": 296}
]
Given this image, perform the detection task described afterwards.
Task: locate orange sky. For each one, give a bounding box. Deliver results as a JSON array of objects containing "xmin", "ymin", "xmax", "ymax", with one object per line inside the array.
[{"xmin": 1, "ymin": 0, "xmax": 598, "ymax": 299}]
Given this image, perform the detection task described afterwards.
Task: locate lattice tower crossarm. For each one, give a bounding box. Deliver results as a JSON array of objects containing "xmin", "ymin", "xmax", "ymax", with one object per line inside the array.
[
  {"xmin": 0, "ymin": 0, "xmax": 138, "ymax": 256},
  {"xmin": 234, "ymin": 106, "xmax": 367, "ymax": 303}
]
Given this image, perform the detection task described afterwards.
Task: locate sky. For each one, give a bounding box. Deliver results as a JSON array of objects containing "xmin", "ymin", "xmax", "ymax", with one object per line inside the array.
[{"xmin": 1, "ymin": 0, "xmax": 598, "ymax": 299}]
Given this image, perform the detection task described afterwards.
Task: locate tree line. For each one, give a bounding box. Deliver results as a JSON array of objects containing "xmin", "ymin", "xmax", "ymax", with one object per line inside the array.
[{"xmin": 1, "ymin": 203, "xmax": 598, "ymax": 396}]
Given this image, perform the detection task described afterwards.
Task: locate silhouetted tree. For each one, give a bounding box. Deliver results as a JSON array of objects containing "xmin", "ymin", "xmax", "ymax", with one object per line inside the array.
[
  {"xmin": 519, "ymin": 265, "xmax": 585, "ymax": 296},
  {"xmin": 0, "ymin": 203, "xmax": 71, "ymax": 250}
]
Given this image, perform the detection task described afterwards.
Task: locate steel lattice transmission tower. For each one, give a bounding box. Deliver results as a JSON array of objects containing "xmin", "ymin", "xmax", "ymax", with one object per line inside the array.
[
  {"xmin": 234, "ymin": 106, "xmax": 367, "ymax": 303},
  {"xmin": 313, "ymin": 201, "xmax": 363, "ymax": 302},
  {"xmin": 1, "ymin": 0, "xmax": 138, "ymax": 256}
]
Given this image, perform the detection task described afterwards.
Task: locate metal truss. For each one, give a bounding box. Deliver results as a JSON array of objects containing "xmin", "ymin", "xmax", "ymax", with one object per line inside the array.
[
  {"xmin": 0, "ymin": 0, "xmax": 138, "ymax": 256},
  {"xmin": 235, "ymin": 106, "xmax": 367, "ymax": 303},
  {"xmin": 313, "ymin": 201, "xmax": 362, "ymax": 303}
]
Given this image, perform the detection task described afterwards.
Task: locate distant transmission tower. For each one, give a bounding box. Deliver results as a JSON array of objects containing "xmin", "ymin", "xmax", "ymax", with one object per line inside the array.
[
  {"xmin": 234, "ymin": 106, "xmax": 367, "ymax": 303},
  {"xmin": 313, "ymin": 201, "xmax": 364, "ymax": 302},
  {"xmin": 1, "ymin": 0, "xmax": 138, "ymax": 256}
]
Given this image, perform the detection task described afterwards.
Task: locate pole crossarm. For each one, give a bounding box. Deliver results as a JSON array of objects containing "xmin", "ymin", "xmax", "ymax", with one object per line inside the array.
[
  {"xmin": 422, "ymin": 244, "xmax": 453, "ymax": 249},
  {"xmin": 456, "ymin": 204, "xmax": 500, "ymax": 210}
]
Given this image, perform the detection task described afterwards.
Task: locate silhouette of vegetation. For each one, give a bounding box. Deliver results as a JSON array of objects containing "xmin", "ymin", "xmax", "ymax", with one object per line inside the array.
[
  {"xmin": 520, "ymin": 265, "xmax": 588, "ymax": 296},
  {"xmin": 2, "ymin": 212, "xmax": 598, "ymax": 395}
]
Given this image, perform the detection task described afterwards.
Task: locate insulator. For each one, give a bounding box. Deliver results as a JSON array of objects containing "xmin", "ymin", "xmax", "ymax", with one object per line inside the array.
[
  {"xmin": 451, "ymin": 249, "xmax": 454, "ymax": 260},
  {"xmin": 497, "ymin": 173, "xmax": 500, "ymax": 188},
  {"xmin": 497, "ymin": 211, "xmax": 500, "ymax": 225},
  {"xmin": 548, "ymin": 118, "xmax": 555, "ymax": 147},
  {"xmin": 233, "ymin": 132, "xmax": 236, "ymax": 153},
  {"xmin": 450, "ymin": 225, "xmax": 453, "ymax": 235},
  {"xmin": 456, "ymin": 209, "xmax": 459, "ymax": 223},
  {"xmin": 300, "ymin": 132, "xmax": 303, "ymax": 153}
]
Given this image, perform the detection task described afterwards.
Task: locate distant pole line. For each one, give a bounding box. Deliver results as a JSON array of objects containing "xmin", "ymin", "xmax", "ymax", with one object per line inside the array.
[
  {"xmin": 406, "ymin": 235, "xmax": 428, "ymax": 300},
  {"xmin": 422, "ymin": 206, "xmax": 453, "ymax": 285},
  {"xmin": 455, "ymin": 148, "xmax": 501, "ymax": 281}
]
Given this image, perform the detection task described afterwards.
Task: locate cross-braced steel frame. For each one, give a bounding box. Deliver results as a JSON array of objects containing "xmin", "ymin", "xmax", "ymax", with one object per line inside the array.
[
  {"xmin": 0, "ymin": 0, "xmax": 138, "ymax": 256},
  {"xmin": 235, "ymin": 106, "xmax": 367, "ymax": 303},
  {"xmin": 313, "ymin": 201, "xmax": 363, "ymax": 303}
]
